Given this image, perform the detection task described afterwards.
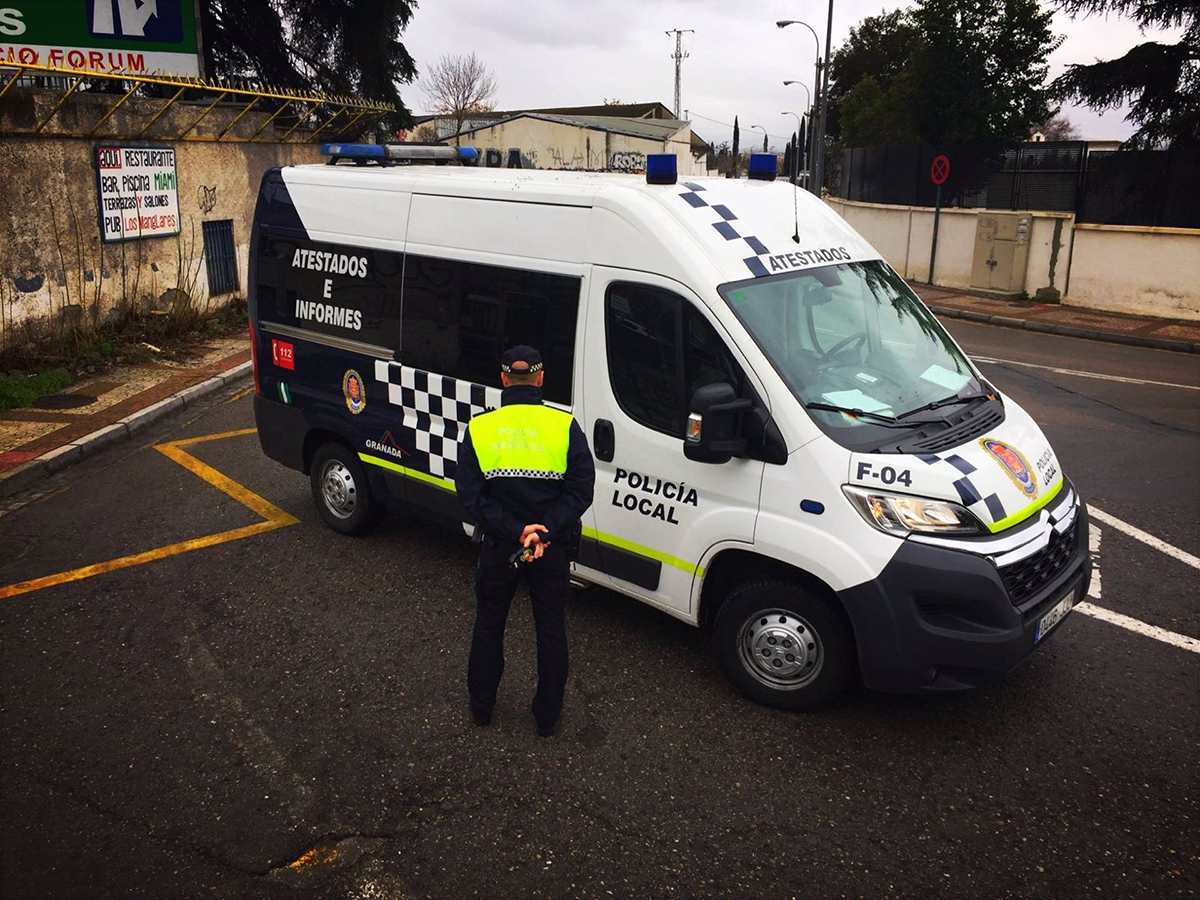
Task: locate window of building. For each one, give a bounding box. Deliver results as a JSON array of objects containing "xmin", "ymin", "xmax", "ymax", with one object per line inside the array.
[
  {"xmin": 606, "ymin": 282, "xmax": 748, "ymax": 437},
  {"xmin": 202, "ymin": 220, "xmax": 239, "ymax": 297},
  {"xmin": 401, "ymin": 255, "xmax": 580, "ymax": 405}
]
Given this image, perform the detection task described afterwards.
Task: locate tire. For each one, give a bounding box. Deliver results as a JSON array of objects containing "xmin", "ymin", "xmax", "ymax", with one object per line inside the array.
[
  {"xmin": 713, "ymin": 579, "xmax": 853, "ymax": 711},
  {"xmin": 309, "ymin": 441, "xmax": 378, "ymax": 536}
]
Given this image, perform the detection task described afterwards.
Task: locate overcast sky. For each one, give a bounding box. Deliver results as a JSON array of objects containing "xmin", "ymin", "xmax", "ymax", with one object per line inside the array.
[{"xmin": 400, "ymin": 0, "xmax": 1183, "ymax": 148}]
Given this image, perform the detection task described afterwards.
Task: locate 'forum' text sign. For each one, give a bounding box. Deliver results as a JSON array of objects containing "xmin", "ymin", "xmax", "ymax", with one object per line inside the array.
[
  {"xmin": 0, "ymin": 1, "xmax": 200, "ymax": 76},
  {"xmin": 95, "ymin": 146, "xmax": 181, "ymax": 243}
]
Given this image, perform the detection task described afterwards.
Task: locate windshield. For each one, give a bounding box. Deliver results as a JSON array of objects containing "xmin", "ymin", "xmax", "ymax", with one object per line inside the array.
[{"xmin": 720, "ymin": 261, "xmax": 983, "ymax": 444}]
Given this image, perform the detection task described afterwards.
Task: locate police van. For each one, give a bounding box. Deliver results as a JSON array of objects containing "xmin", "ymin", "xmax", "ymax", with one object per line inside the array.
[{"xmin": 248, "ymin": 144, "xmax": 1091, "ymax": 710}]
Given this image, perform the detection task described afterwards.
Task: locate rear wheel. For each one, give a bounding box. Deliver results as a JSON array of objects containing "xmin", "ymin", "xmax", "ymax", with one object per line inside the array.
[
  {"xmin": 713, "ymin": 579, "xmax": 853, "ymax": 711},
  {"xmin": 309, "ymin": 442, "xmax": 378, "ymax": 536}
]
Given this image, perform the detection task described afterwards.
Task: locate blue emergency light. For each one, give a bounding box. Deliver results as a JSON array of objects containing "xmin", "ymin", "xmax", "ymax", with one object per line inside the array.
[
  {"xmin": 645, "ymin": 153, "xmax": 678, "ymax": 185},
  {"xmin": 748, "ymin": 153, "xmax": 778, "ymax": 181},
  {"xmin": 320, "ymin": 143, "xmax": 385, "ymax": 158}
]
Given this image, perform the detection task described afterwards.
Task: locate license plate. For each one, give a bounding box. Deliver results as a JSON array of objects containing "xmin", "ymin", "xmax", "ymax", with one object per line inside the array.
[{"xmin": 1035, "ymin": 589, "xmax": 1076, "ymax": 643}]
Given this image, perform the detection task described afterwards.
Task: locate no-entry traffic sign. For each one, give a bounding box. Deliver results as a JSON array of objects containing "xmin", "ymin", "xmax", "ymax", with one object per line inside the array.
[{"xmin": 930, "ymin": 155, "xmax": 951, "ymax": 186}]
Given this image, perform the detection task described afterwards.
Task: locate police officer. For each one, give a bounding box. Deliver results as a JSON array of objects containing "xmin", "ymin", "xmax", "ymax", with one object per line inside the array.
[{"xmin": 455, "ymin": 346, "xmax": 596, "ymax": 737}]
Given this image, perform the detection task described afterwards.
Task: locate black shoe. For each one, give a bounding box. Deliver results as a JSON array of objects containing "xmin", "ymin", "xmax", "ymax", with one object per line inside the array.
[
  {"xmin": 471, "ymin": 709, "xmax": 492, "ymax": 727},
  {"xmin": 536, "ymin": 721, "xmax": 556, "ymax": 738}
]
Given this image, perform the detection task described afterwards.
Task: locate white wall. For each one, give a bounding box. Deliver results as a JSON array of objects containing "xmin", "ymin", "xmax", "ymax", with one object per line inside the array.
[
  {"xmin": 823, "ymin": 198, "xmax": 1200, "ymax": 322},
  {"xmin": 1068, "ymin": 226, "xmax": 1200, "ymax": 320}
]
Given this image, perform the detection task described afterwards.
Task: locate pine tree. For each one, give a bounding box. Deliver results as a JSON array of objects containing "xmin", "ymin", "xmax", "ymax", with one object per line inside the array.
[
  {"xmin": 783, "ymin": 137, "xmax": 793, "ymax": 183},
  {"xmin": 201, "ymin": 0, "xmax": 419, "ymax": 126},
  {"xmin": 1051, "ymin": 0, "xmax": 1198, "ymax": 147}
]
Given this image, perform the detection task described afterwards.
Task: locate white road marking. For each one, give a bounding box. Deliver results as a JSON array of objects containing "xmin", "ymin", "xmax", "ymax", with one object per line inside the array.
[
  {"xmin": 1087, "ymin": 523, "xmax": 1101, "ymax": 600},
  {"xmin": 1070, "ymin": 521, "xmax": 1199, "ymax": 654},
  {"xmin": 1089, "ymin": 506, "xmax": 1200, "ymax": 571},
  {"xmin": 973, "ymin": 356, "xmax": 1200, "ymax": 391},
  {"xmin": 1075, "ymin": 602, "xmax": 1200, "ymax": 654}
]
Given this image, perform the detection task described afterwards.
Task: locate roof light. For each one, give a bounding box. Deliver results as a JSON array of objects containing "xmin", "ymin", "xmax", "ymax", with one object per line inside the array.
[
  {"xmin": 457, "ymin": 146, "xmax": 479, "ymax": 160},
  {"xmin": 748, "ymin": 153, "xmax": 778, "ymax": 181},
  {"xmin": 646, "ymin": 153, "xmax": 678, "ymax": 185},
  {"xmin": 320, "ymin": 143, "xmax": 385, "ymax": 159}
]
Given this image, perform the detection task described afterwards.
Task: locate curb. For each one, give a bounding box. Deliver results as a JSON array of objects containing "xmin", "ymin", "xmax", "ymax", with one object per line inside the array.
[
  {"xmin": 0, "ymin": 361, "xmax": 253, "ymax": 499},
  {"xmin": 928, "ymin": 305, "xmax": 1200, "ymax": 355}
]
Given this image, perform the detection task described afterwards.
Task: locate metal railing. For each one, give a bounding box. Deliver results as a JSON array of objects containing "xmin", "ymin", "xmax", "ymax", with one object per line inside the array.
[{"xmin": 0, "ymin": 60, "xmax": 394, "ymax": 143}]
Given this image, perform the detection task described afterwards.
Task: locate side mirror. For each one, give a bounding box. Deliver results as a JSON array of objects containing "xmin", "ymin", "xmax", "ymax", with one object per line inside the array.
[{"xmin": 684, "ymin": 382, "xmax": 751, "ymax": 464}]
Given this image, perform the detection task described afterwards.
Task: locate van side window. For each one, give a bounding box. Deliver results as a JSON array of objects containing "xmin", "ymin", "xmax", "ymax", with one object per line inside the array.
[
  {"xmin": 401, "ymin": 255, "xmax": 579, "ymax": 405},
  {"xmin": 606, "ymin": 283, "xmax": 747, "ymax": 438}
]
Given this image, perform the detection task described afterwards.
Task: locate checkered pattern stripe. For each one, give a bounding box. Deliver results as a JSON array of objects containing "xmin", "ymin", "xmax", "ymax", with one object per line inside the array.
[
  {"xmin": 916, "ymin": 451, "xmax": 1007, "ymax": 522},
  {"xmin": 373, "ymin": 361, "xmax": 502, "ymax": 482},
  {"xmin": 678, "ymin": 182, "xmax": 771, "ymax": 278},
  {"xmin": 484, "ymin": 468, "xmax": 564, "ymax": 481}
]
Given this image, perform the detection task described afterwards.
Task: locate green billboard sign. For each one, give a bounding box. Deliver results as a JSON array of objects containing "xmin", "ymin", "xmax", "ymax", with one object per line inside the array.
[{"xmin": 0, "ymin": 1, "xmax": 200, "ymax": 76}]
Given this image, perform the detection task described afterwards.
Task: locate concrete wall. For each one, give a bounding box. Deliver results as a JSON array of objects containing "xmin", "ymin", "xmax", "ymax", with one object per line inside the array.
[
  {"xmin": 451, "ymin": 118, "xmax": 704, "ymax": 175},
  {"xmin": 825, "ymin": 198, "xmax": 1200, "ymax": 321},
  {"xmin": 0, "ymin": 91, "xmax": 322, "ymax": 350},
  {"xmin": 1067, "ymin": 226, "xmax": 1200, "ymax": 320},
  {"xmin": 826, "ymin": 198, "xmax": 1074, "ymax": 296}
]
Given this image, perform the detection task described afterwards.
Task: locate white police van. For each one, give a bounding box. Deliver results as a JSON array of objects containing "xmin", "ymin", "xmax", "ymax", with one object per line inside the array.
[{"xmin": 249, "ymin": 144, "xmax": 1090, "ymax": 710}]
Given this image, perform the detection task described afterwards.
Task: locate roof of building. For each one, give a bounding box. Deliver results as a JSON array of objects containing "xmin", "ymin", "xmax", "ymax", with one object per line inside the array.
[
  {"xmin": 453, "ymin": 112, "xmax": 689, "ymax": 143},
  {"xmin": 416, "ymin": 101, "xmax": 711, "ymax": 152}
]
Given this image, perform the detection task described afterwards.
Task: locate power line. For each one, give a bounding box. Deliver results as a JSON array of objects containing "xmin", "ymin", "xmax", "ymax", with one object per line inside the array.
[{"xmin": 689, "ymin": 111, "xmax": 792, "ymax": 144}]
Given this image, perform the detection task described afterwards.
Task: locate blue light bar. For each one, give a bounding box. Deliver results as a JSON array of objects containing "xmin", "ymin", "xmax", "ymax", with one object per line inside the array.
[
  {"xmin": 320, "ymin": 143, "xmax": 385, "ymax": 158},
  {"xmin": 748, "ymin": 153, "xmax": 778, "ymax": 181},
  {"xmin": 646, "ymin": 153, "xmax": 678, "ymax": 185},
  {"xmin": 457, "ymin": 146, "xmax": 479, "ymax": 160}
]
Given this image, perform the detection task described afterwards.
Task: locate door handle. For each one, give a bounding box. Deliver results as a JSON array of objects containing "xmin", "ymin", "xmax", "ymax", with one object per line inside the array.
[{"xmin": 593, "ymin": 418, "xmax": 615, "ymax": 462}]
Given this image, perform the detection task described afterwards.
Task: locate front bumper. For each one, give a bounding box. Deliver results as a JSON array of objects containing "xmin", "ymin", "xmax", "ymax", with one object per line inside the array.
[{"xmin": 838, "ymin": 481, "xmax": 1091, "ymax": 693}]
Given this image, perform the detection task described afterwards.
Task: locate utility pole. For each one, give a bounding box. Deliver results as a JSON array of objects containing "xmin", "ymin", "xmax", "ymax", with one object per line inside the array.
[{"xmin": 666, "ymin": 29, "xmax": 694, "ymax": 119}]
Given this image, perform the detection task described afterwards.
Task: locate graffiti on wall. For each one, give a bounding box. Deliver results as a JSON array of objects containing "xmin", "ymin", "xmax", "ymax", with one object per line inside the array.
[
  {"xmin": 608, "ymin": 151, "xmax": 645, "ymax": 173},
  {"xmin": 198, "ymin": 184, "xmax": 217, "ymax": 213},
  {"xmin": 548, "ymin": 147, "xmax": 586, "ymax": 170}
]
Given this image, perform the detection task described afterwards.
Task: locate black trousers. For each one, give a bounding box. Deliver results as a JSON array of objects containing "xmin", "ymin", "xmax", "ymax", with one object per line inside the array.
[{"xmin": 467, "ymin": 539, "xmax": 570, "ymax": 729}]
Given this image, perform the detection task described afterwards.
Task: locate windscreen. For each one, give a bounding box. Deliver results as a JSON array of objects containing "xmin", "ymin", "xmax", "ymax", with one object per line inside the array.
[{"xmin": 720, "ymin": 261, "xmax": 983, "ymax": 445}]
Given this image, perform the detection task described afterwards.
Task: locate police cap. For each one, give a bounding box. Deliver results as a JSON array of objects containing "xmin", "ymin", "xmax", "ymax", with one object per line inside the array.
[{"xmin": 500, "ymin": 345, "xmax": 543, "ymax": 374}]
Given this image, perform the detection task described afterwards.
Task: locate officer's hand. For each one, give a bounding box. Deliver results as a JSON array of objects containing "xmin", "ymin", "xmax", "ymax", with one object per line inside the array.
[{"xmin": 520, "ymin": 524, "xmax": 548, "ymax": 547}]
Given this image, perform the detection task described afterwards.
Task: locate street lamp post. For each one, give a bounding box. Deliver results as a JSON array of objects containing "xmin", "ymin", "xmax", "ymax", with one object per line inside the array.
[
  {"xmin": 782, "ymin": 80, "xmax": 811, "ymax": 187},
  {"xmin": 778, "ymin": 6, "xmax": 833, "ymax": 196},
  {"xmin": 748, "ymin": 124, "xmax": 768, "ymax": 153},
  {"xmin": 781, "ymin": 111, "xmax": 803, "ymax": 185},
  {"xmin": 776, "ymin": 18, "xmax": 823, "ymax": 195}
]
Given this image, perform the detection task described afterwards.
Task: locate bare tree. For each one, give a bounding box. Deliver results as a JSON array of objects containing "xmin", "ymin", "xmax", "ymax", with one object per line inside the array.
[
  {"xmin": 1038, "ymin": 112, "xmax": 1081, "ymax": 141},
  {"xmin": 422, "ymin": 52, "xmax": 498, "ymax": 136}
]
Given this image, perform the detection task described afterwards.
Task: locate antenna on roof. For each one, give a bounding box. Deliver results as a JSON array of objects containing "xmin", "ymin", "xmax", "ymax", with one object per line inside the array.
[{"xmin": 665, "ymin": 29, "xmax": 694, "ymax": 119}]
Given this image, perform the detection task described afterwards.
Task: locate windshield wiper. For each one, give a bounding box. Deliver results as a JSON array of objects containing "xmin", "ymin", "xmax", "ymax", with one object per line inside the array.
[
  {"xmin": 804, "ymin": 402, "xmax": 945, "ymax": 429},
  {"xmin": 895, "ymin": 391, "xmax": 994, "ymax": 420}
]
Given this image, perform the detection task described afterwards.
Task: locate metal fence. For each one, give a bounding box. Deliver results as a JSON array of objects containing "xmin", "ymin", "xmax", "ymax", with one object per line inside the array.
[{"xmin": 833, "ymin": 142, "xmax": 1200, "ymax": 229}]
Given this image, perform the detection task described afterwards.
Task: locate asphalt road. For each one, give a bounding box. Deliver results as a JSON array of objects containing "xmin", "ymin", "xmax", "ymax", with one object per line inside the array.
[{"xmin": 1, "ymin": 323, "xmax": 1197, "ymax": 900}]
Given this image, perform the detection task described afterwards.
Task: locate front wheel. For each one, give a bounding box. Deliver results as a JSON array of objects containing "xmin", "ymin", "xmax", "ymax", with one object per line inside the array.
[
  {"xmin": 713, "ymin": 580, "xmax": 853, "ymax": 711},
  {"xmin": 309, "ymin": 442, "xmax": 378, "ymax": 536}
]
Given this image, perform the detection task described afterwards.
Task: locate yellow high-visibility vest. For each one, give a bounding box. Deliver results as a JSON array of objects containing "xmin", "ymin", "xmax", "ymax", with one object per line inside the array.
[{"xmin": 468, "ymin": 404, "xmax": 573, "ymax": 480}]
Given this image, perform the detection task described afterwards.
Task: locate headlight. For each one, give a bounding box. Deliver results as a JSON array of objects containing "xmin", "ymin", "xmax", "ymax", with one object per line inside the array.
[{"xmin": 842, "ymin": 485, "xmax": 985, "ymax": 536}]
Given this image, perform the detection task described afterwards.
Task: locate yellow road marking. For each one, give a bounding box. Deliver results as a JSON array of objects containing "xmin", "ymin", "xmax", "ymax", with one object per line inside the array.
[
  {"xmin": 0, "ymin": 429, "xmax": 298, "ymax": 600},
  {"xmin": 227, "ymin": 386, "xmax": 254, "ymax": 403}
]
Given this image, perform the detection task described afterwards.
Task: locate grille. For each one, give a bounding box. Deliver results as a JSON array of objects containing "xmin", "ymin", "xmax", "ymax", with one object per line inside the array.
[
  {"xmin": 903, "ymin": 405, "xmax": 1004, "ymax": 453},
  {"xmin": 999, "ymin": 521, "xmax": 1078, "ymax": 608}
]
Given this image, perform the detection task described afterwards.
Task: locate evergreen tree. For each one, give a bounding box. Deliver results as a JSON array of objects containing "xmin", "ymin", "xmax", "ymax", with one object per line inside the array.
[
  {"xmin": 201, "ymin": 0, "xmax": 418, "ymax": 127},
  {"xmin": 732, "ymin": 117, "xmax": 740, "ymax": 176},
  {"xmin": 1052, "ymin": 0, "xmax": 1198, "ymax": 147},
  {"xmin": 783, "ymin": 135, "xmax": 794, "ymax": 182}
]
